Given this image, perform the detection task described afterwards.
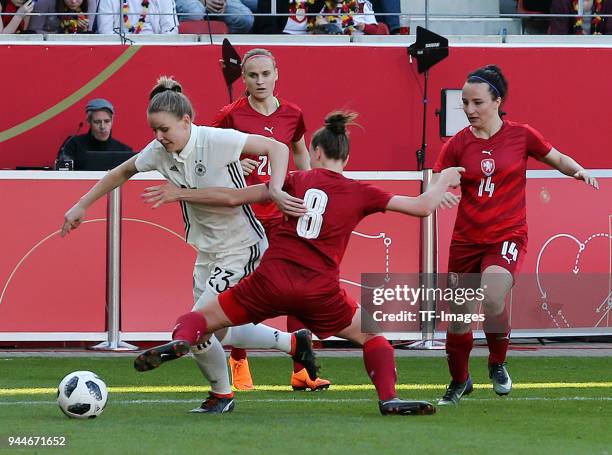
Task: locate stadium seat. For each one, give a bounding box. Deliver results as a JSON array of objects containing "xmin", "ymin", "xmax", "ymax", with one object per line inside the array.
[
  {"xmin": 178, "ymin": 20, "xmax": 228, "ymax": 34},
  {"xmin": 517, "ymin": 0, "xmax": 551, "ymax": 34},
  {"xmin": 518, "ymin": 0, "xmax": 551, "ymax": 13}
]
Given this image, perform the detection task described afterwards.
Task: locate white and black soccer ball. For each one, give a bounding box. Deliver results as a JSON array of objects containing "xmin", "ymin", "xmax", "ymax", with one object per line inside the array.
[{"xmin": 57, "ymin": 371, "xmax": 108, "ymax": 419}]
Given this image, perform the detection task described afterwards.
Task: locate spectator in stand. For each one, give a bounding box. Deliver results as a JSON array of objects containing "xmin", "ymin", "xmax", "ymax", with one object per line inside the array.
[
  {"xmin": 174, "ymin": 0, "xmax": 254, "ymax": 33},
  {"xmin": 96, "ymin": 0, "xmax": 178, "ymax": 34},
  {"xmin": 549, "ymin": 0, "xmax": 612, "ymax": 34},
  {"xmin": 28, "ymin": 0, "xmax": 93, "ymax": 33},
  {"xmin": 370, "ymin": 0, "xmax": 399, "ymax": 33},
  {"xmin": 56, "ymin": 98, "xmax": 132, "ymax": 170},
  {"xmin": 280, "ymin": 0, "xmax": 322, "ymax": 34},
  {"xmin": 314, "ymin": 0, "xmax": 380, "ymax": 34},
  {"xmin": 1, "ymin": 0, "xmax": 33, "ymax": 33},
  {"xmin": 282, "ymin": 0, "xmax": 383, "ymax": 35}
]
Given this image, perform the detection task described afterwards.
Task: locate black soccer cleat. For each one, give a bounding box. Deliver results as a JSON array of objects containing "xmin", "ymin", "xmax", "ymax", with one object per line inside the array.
[
  {"xmin": 189, "ymin": 392, "xmax": 235, "ymax": 414},
  {"xmin": 379, "ymin": 398, "xmax": 436, "ymax": 416},
  {"xmin": 438, "ymin": 376, "xmax": 474, "ymax": 405},
  {"xmin": 489, "ymin": 362, "xmax": 512, "ymax": 396},
  {"xmin": 291, "ymin": 329, "xmax": 319, "ymax": 381},
  {"xmin": 134, "ymin": 340, "xmax": 190, "ymax": 372}
]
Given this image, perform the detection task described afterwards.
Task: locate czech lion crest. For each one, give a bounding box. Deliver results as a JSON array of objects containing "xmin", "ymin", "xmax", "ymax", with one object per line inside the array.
[{"xmin": 481, "ymin": 158, "xmax": 495, "ymax": 176}]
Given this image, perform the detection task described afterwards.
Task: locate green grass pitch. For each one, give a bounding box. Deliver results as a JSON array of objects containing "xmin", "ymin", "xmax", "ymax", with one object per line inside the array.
[{"xmin": 1, "ymin": 356, "xmax": 611, "ymax": 454}]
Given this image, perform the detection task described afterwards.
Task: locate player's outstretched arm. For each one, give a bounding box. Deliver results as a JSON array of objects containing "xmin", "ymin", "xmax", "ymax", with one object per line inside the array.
[
  {"xmin": 143, "ymin": 183, "xmax": 271, "ymax": 208},
  {"xmin": 386, "ymin": 167, "xmax": 464, "ymax": 217},
  {"xmin": 537, "ymin": 147, "xmax": 599, "ymax": 189},
  {"xmin": 61, "ymin": 157, "xmax": 139, "ymax": 237}
]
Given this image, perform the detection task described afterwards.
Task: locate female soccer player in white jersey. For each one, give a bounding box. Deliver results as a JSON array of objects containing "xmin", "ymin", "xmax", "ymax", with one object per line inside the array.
[
  {"xmin": 212, "ymin": 47, "xmax": 330, "ymax": 392},
  {"xmin": 433, "ymin": 65, "xmax": 599, "ymax": 405},
  {"xmin": 61, "ymin": 76, "xmax": 315, "ymax": 414}
]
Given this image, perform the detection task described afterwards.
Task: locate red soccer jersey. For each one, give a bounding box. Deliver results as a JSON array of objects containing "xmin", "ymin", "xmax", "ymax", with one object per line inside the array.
[
  {"xmin": 211, "ymin": 97, "xmax": 306, "ymax": 221},
  {"xmin": 433, "ymin": 120, "xmax": 552, "ymax": 244},
  {"xmin": 262, "ymin": 168, "xmax": 393, "ymax": 274}
]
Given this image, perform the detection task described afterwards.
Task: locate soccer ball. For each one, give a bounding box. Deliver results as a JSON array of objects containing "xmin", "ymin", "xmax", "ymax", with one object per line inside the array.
[{"xmin": 57, "ymin": 371, "xmax": 108, "ymax": 419}]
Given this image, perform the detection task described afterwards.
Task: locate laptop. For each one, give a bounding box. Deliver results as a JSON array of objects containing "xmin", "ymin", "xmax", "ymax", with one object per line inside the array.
[{"xmin": 78, "ymin": 150, "xmax": 136, "ymax": 171}]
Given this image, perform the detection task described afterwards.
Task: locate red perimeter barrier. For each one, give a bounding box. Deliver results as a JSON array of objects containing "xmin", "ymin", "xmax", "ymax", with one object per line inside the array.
[
  {"xmin": 1, "ymin": 44, "xmax": 612, "ymax": 170},
  {"xmin": 0, "ymin": 172, "xmax": 420, "ymax": 339}
]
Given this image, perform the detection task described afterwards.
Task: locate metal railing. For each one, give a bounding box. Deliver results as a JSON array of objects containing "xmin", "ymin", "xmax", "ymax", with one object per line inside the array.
[{"xmin": 3, "ymin": 10, "xmax": 612, "ymax": 28}]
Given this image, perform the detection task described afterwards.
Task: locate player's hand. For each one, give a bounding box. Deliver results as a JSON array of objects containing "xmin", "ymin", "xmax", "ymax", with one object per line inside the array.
[
  {"xmin": 61, "ymin": 204, "xmax": 86, "ymax": 237},
  {"xmin": 240, "ymin": 158, "xmax": 258, "ymax": 176},
  {"xmin": 573, "ymin": 169, "xmax": 599, "ymax": 190},
  {"xmin": 268, "ymin": 187, "xmax": 306, "ymax": 217},
  {"xmin": 440, "ymin": 191, "xmax": 461, "ymax": 209},
  {"xmin": 440, "ymin": 166, "xmax": 465, "ymax": 189},
  {"xmin": 142, "ymin": 183, "xmax": 182, "ymax": 209}
]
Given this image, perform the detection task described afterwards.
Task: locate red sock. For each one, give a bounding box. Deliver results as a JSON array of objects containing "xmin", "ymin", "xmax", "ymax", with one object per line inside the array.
[
  {"xmin": 210, "ymin": 391, "xmax": 234, "ymax": 399},
  {"xmin": 446, "ymin": 332, "xmax": 473, "ymax": 383},
  {"xmin": 172, "ymin": 312, "xmax": 207, "ymax": 345},
  {"xmin": 485, "ymin": 332, "xmax": 510, "ymax": 365},
  {"xmin": 363, "ymin": 336, "xmax": 397, "ymax": 401},
  {"xmin": 287, "ymin": 316, "xmax": 306, "ymax": 373},
  {"xmin": 483, "ymin": 307, "xmax": 510, "ymax": 334},
  {"xmin": 484, "ymin": 310, "xmax": 510, "ymax": 365},
  {"xmin": 230, "ymin": 348, "xmax": 247, "ymax": 361}
]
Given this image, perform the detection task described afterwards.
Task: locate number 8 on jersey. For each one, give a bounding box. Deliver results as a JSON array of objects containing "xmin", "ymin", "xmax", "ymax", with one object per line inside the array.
[{"xmin": 297, "ymin": 188, "xmax": 328, "ymax": 239}]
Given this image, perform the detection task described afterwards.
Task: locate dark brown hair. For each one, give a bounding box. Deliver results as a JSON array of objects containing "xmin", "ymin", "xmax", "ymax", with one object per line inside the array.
[{"xmin": 311, "ymin": 111, "xmax": 358, "ymax": 161}]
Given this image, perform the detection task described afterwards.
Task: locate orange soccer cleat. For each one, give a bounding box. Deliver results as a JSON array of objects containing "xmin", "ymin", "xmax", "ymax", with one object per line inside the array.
[
  {"xmin": 291, "ymin": 368, "xmax": 331, "ymax": 391},
  {"xmin": 229, "ymin": 357, "xmax": 254, "ymax": 391}
]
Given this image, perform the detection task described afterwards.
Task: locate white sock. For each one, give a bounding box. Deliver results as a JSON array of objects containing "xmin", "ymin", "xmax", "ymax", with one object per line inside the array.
[
  {"xmin": 190, "ymin": 335, "xmax": 232, "ymax": 395},
  {"xmin": 219, "ymin": 324, "xmax": 292, "ymax": 354}
]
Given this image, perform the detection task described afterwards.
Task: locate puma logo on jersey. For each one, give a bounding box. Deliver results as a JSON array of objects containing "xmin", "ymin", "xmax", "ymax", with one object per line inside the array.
[
  {"xmin": 169, "ymin": 165, "xmax": 179, "ymax": 172},
  {"xmin": 482, "ymin": 150, "xmax": 492, "ymax": 155},
  {"xmin": 264, "ymin": 126, "xmax": 274, "ymax": 135}
]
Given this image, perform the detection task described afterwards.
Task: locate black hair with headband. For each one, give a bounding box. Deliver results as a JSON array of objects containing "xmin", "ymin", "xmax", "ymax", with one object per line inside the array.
[{"xmin": 467, "ymin": 65, "xmax": 508, "ymax": 100}]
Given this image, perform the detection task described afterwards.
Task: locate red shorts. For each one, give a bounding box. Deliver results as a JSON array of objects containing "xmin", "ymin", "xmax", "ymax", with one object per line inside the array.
[
  {"xmin": 218, "ymin": 259, "xmax": 358, "ymax": 339},
  {"xmin": 448, "ymin": 237, "xmax": 527, "ymax": 279}
]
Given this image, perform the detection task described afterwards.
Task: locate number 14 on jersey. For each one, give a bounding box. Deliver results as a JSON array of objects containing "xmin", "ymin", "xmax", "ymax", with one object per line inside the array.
[{"xmin": 478, "ymin": 176, "xmax": 495, "ymax": 197}]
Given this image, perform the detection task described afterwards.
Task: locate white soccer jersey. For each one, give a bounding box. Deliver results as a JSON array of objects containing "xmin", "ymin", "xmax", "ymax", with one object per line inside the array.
[{"xmin": 135, "ymin": 124, "xmax": 265, "ymax": 253}]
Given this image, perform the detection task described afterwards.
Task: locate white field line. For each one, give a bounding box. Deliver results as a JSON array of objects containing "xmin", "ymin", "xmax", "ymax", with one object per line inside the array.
[{"xmin": 1, "ymin": 397, "xmax": 611, "ymax": 406}]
